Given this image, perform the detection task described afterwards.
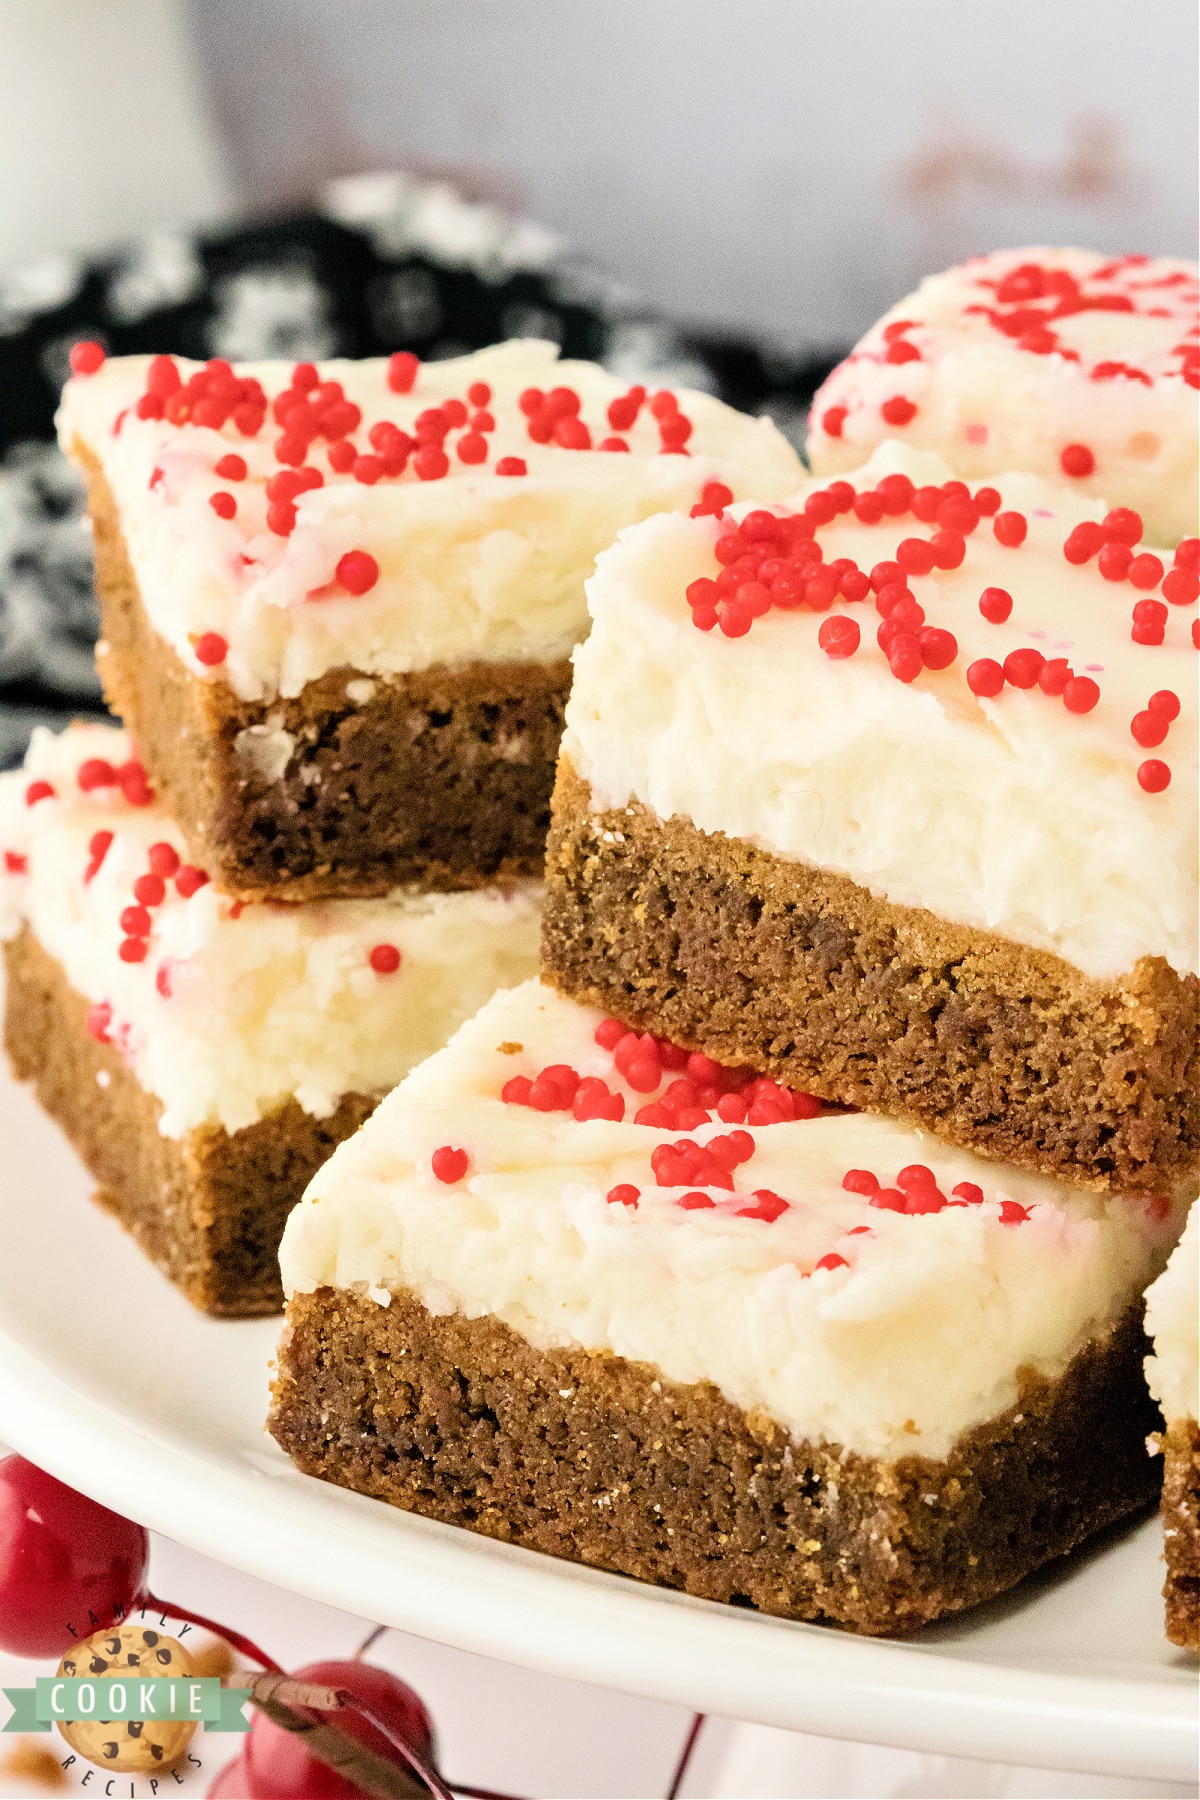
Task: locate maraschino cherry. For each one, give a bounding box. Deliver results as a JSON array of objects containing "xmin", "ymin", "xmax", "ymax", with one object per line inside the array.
[
  {"xmin": 240, "ymin": 1660, "xmax": 436, "ymax": 1798},
  {"xmin": 0, "ymin": 1454, "xmax": 148, "ymax": 1657}
]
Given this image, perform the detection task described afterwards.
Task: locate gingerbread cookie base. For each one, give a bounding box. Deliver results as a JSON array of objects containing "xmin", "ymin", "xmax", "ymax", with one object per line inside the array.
[
  {"xmin": 80, "ymin": 446, "xmax": 571, "ymax": 902},
  {"xmin": 542, "ymin": 762, "xmax": 1200, "ymax": 1196},
  {"xmin": 1159, "ymin": 1416, "xmax": 1200, "ymax": 1650},
  {"xmin": 4, "ymin": 929, "xmax": 376, "ymax": 1316},
  {"xmin": 270, "ymin": 1285, "xmax": 1159, "ymax": 1637}
]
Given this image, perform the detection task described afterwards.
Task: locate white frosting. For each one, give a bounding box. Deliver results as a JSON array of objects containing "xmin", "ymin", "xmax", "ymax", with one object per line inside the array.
[
  {"xmin": 1, "ymin": 724, "xmax": 541, "ymax": 1136},
  {"xmin": 58, "ymin": 341, "xmax": 801, "ymax": 702},
  {"xmin": 279, "ymin": 980, "xmax": 1189, "ymax": 1462},
  {"xmin": 1145, "ymin": 1202, "xmax": 1199, "ymax": 1426},
  {"xmin": 808, "ymin": 248, "xmax": 1199, "ymax": 547},
  {"xmin": 563, "ymin": 444, "xmax": 1198, "ymax": 981}
]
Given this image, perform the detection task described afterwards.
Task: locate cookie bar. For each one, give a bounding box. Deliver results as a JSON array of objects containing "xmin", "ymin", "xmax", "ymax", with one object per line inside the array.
[{"xmin": 1145, "ymin": 1201, "xmax": 1199, "ymax": 1649}]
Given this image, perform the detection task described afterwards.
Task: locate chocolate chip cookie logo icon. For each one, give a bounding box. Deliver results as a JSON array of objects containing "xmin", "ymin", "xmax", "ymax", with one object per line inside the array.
[{"xmin": 51, "ymin": 1624, "xmax": 198, "ymax": 1775}]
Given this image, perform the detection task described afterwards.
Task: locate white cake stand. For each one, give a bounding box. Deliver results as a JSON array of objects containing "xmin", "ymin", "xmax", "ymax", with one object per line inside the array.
[{"xmin": 0, "ymin": 1064, "xmax": 1194, "ymax": 1786}]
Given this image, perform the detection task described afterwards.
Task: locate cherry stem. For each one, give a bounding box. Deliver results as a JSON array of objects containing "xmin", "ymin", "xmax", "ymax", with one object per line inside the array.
[
  {"xmin": 139, "ymin": 1591, "xmax": 282, "ymax": 1673},
  {"xmin": 335, "ymin": 1690, "xmax": 455, "ymax": 1800},
  {"xmin": 666, "ymin": 1713, "xmax": 706, "ymax": 1800}
]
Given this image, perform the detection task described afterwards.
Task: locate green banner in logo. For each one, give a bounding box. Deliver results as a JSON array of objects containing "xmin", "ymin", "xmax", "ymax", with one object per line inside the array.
[{"xmin": 2, "ymin": 1678, "xmax": 252, "ymax": 1733}]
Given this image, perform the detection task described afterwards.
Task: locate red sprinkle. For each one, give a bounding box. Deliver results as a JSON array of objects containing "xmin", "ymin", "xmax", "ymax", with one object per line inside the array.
[
  {"xmin": 951, "ymin": 1181, "xmax": 984, "ymax": 1206},
  {"xmin": 1103, "ymin": 507, "xmax": 1143, "ymax": 546},
  {"xmin": 117, "ymin": 760, "xmax": 154, "ymax": 807},
  {"xmin": 993, "ymin": 511, "xmax": 1027, "ymax": 548},
  {"xmin": 25, "ymin": 780, "xmax": 55, "ymax": 806},
  {"xmin": 822, "ymin": 406, "xmax": 848, "ymax": 438},
  {"xmin": 148, "ymin": 841, "xmax": 180, "ymax": 877},
  {"xmin": 120, "ymin": 903, "xmax": 152, "ymax": 937},
  {"xmin": 736, "ymin": 1190, "xmax": 790, "ymax": 1223},
  {"xmin": 842, "ymin": 1169, "xmax": 879, "ymax": 1195},
  {"xmin": 133, "ymin": 873, "xmax": 165, "ymax": 907},
  {"xmin": 194, "ymin": 631, "xmax": 228, "ymax": 666},
  {"xmin": 1063, "ymin": 676, "xmax": 1100, "ymax": 714},
  {"xmin": 972, "ymin": 487, "xmax": 1001, "ymax": 516},
  {"xmin": 817, "ymin": 616, "xmax": 860, "ymax": 659},
  {"xmin": 880, "ymin": 396, "xmax": 917, "ymax": 426},
  {"xmin": 1003, "ymin": 648, "xmax": 1044, "ymax": 689},
  {"xmin": 1148, "ymin": 689, "xmax": 1181, "ymax": 719},
  {"xmin": 919, "ymin": 627, "xmax": 958, "ymax": 670},
  {"xmin": 86, "ymin": 1001, "xmax": 112, "ymax": 1042},
  {"xmin": 1137, "ymin": 759, "xmax": 1171, "ymax": 793},
  {"xmin": 431, "ymin": 1145, "xmax": 469, "ymax": 1184},
  {"xmin": 998, "ymin": 1201, "xmax": 1030, "ymax": 1226},
  {"xmin": 966, "ymin": 658, "xmax": 1005, "ymax": 698},
  {"xmin": 1128, "ymin": 553, "xmax": 1165, "ymax": 590},
  {"xmin": 369, "ymin": 943, "xmax": 401, "ymax": 974},
  {"xmin": 1131, "ymin": 598, "xmax": 1168, "ymax": 645},
  {"xmin": 208, "ymin": 491, "xmax": 237, "ymax": 520},
  {"xmin": 336, "ymin": 551, "xmax": 380, "ymax": 596},
  {"xmin": 1162, "ymin": 567, "xmax": 1200, "ymax": 605},
  {"xmin": 456, "ymin": 432, "xmax": 488, "ymax": 464},
  {"xmin": 1059, "ymin": 444, "xmax": 1095, "ymax": 477},
  {"xmin": 1063, "ymin": 521, "xmax": 1105, "ymax": 564},
  {"xmin": 4, "ymin": 851, "xmax": 27, "ymax": 874},
  {"xmin": 214, "ymin": 454, "xmax": 247, "ymax": 481},
  {"xmin": 174, "ymin": 865, "xmax": 209, "ymax": 898},
  {"xmin": 118, "ymin": 936, "xmax": 148, "ymax": 964},
  {"xmin": 594, "ymin": 1017, "xmax": 626, "ymax": 1050},
  {"xmin": 1098, "ymin": 543, "xmax": 1133, "ymax": 582},
  {"xmin": 814, "ymin": 1252, "xmax": 849, "ymax": 1272},
  {"xmin": 606, "ymin": 1184, "xmax": 640, "ymax": 1209},
  {"xmin": 495, "ymin": 456, "xmax": 527, "ymax": 477},
  {"xmin": 1131, "ymin": 710, "xmax": 1168, "ymax": 747},
  {"xmin": 387, "ymin": 352, "xmax": 419, "ymax": 394},
  {"xmin": 978, "ymin": 586, "xmax": 1013, "ymax": 623},
  {"xmin": 77, "ymin": 758, "xmax": 117, "ymax": 792},
  {"xmin": 69, "ymin": 340, "xmax": 106, "ymax": 376}
]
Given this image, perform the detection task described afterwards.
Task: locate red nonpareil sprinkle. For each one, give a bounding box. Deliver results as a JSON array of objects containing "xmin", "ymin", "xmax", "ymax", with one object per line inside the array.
[
  {"xmin": 1175, "ymin": 538, "xmax": 1200, "ymax": 570},
  {"xmin": 870, "ymin": 1188, "xmax": 907, "ymax": 1212},
  {"xmin": 572, "ymin": 1078, "xmax": 625, "ymax": 1122},
  {"xmin": 967, "ymin": 658, "xmax": 1005, "ymax": 698},
  {"xmin": 1059, "ymin": 444, "xmax": 1095, "ymax": 477},
  {"xmin": 208, "ymin": 490, "xmax": 236, "ymax": 521},
  {"xmin": 353, "ymin": 455, "xmax": 383, "ymax": 485},
  {"xmin": 896, "ymin": 537, "xmax": 936, "ymax": 576},
  {"xmin": 414, "ymin": 444, "xmax": 450, "ymax": 480},
  {"xmin": 1127, "ymin": 553, "xmax": 1165, "ymax": 590},
  {"xmin": 804, "ymin": 489, "xmax": 839, "ymax": 526},
  {"xmin": 85, "ymin": 829, "xmax": 114, "ymax": 881},
  {"xmin": 117, "ymin": 760, "xmax": 153, "ymax": 806},
  {"xmin": 1102, "ymin": 507, "xmax": 1143, "ymax": 546},
  {"xmin": 24, "ymin": 780, "xmax": 54, "ymax": 806},
  {"xmin": 1138, "ymin": 759, "xmax": 1171, "ymax": 792},
  {"xmin": 998, "ymin": 1200, "xmax": 1030, "ymax": 1226},
  {"xmin": 660, "ymin": 414, "xmax": 693, "ymax": 448},
  {"xmin": 1037, "ymin": 658, "xmax": 1072, "ymax": 696},
  {"xmin": 978, "ymin": 586, "xmax": 1013, "ymax": 623},
  {"xmin": 554, "ymin": 416, "xmax": 592, "ymax": 451},
  {"xmin": 147, "ymin": 841, "xmax": 180, "ymax": 877},
  {"xmin": 77, "ymin": 757, "xmax": 117, "ymax": 792},
  {"xmin": 853, "ymin": 490, "xmax": 884, "ymax": 523},
  {"xmin": 1003, "ymin": 647, "xmax": 1044, "ymax": 689},
  {"xmin": 155, "ymin": 963, "xmax": 172, "ymax": 998},
  {"xmin": 1062, "ymin": 521, "xmax": 1105, "ymax": 564},
  {"xmin": 69, "ymin": 340, "xmax": 105, "ymax": 376},
  {"xmin": 326, "ymin": 439, "xmax": 356, "ymax": 474},
  {"xmin": 1063, "ymin": 676, "xmax": 1100, "ymax": 714},
  {"xmin": 466, "ymin": 380, "xmax": 491, "ymax": 408},
  {"xmin": 118, "ymin": 936, "xmax": 148, "ymax": 963},
  {"xmin": 369, "ymin": 943, "xmax": 401, "ymax": 974},
  {"xmin": 1162, "ymin": 567, "xmax": 1200, "ymax": 605},
  {"xmin": 951, "ymin": 1181, "xmax": 984, "ymax": 1205},
  {"xmin": 1098, "ymin": 543, "xmax": 1133, "ymax": 582},
  {"xmin": 456, "ymin": 432, "xmax": 489, "ymax": 464},
  {"xmin": 431, "ymin": 1145, "xmax": 469, "ymax": 1184},
  {"xmin": 266, "ymin": 501, "xmax": 296, "ymax": 536},
  {"xmin": 736, "ymin": 1190, "xmax": 790, "ymax": 1223},
  {"xmin": 887, "ymin": 633, "xmax": 923, "ymax": 683},
  {"xmin": 678, "ymin": 1192, "xmax": 716, "ymax": 1211},
  {"xmin": 594, "ymin": 1017, "xmax": 626, "ymax": 1050},
  {"xmin": 1131, "ymin": 710, "xmax": 1168, "ymax": 747},
  {"xmin": 120, "ymin": 903, "xmax": 152, "ymax": 937},
  {"xmin": 885, "ymin": 339, "xmax": 921, "ymax": 365},
  {"xmin": 972, "ymin": 486, "xmax": 1002, "ymax": 516},
  {"xmin": 876, "ymin": 473, "xmax": 915, "ymax": 515},
  {"xmin": 214, "ymin": 454, "xmax": 247, "ymax": 481},
  {"xmin": 494, "ymin": 456, "xmax": 527, "ymax": 476},
  {"xmin": 86, "ymin": 1001, "xmax": 112, "ymax": 1042},
  {"xmin": 442, "ymin": 398, "xmax": 468, "ymax": 428},
  {"xmin": 1131, "ymin": 598, "xmax": 1168, "ymax": 644},
  {"xmin": 649, "ymin": 390, "xmax": 679, "ymax": 420},
  {"xmin": 821, "ymin": 405, "xmax": 848, "ymax": 438},
  {"xmin": 1148, "ymin": 688, "xmax": 1181, "ymax": 719},
  {"xmin": 194, "ymin": 631, "xmax": 228, "ymax": 666},
  {"xmin": 818, "ymin": 615, "xmax": 860, "ymax": 659},
  {"xmin": 1194, "ymin": 620, "xmax": 1200, "ymax": 648},
  {"xmin": 174, "ymin": 864, "xmax": 209, "ymax": 898},
  {"xmin": 993, "ymin": 511, "xmax": 1027, "ymax": 547},
  {"xmin": 880, "ymin": 395, "xmax": 917, "ymax": 426},
  {"xmin": 814, "ymin": 1251, "xmax": 850, "ymax": 1272},
  {"xmin": 919, "ymin": 627, "xmax": 958, "ymax": 670},
  {"xmin": 133, "ymin": 873, "xmax": 165, "ymax": 907},
  {"xmin": 387, "ymin": 352, "xmax": 419, "ymax": 394},
  {"xmin": 842, "ymin": 1169, "xmax": 879, "ymax": 1196},
  {"xmin": 929, "ymin": 528, "xmax": 966, "ymax": 569},
  {"xmin": 606, "ymin": 1184, "xmax": 640, "ymax": 1209},
  {"xmin": 4, "ymin": 850, "xmax": 27, "ymax": 874},
  {"xmin": 336, "ymin": 550, "xmax": 380, "ymax": 596}
]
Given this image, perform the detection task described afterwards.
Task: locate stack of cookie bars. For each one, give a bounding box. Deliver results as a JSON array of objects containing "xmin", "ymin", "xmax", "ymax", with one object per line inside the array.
[
  {"xmin": 268, "ymin": 252, "xmax": 1199, "ymax": 1641},
  {"xmin": 1, "ymin": 339, "xmax": 800, "ymax": 1314}
]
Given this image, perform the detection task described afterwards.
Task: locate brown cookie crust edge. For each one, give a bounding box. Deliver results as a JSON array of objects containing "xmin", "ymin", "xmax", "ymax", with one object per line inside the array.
[
  {"xmin": 1160, "ymin": 1416, "xmax": 1200, "ymax": 1650},
  {"xmin": 4, "ymin": 928, "xmax": 376, "ymax": 1315},
  {"xmin": 269, "ymin": 1284, "xmax": 1158, "ymax": 1637},
  {"xmin": 75, "ymin": 442, "xmax": 571, "ymax": 901},
  {"xmin": 541, "ymin": 760, "xmax": 1200, "ymax": 1195}
]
